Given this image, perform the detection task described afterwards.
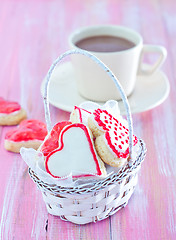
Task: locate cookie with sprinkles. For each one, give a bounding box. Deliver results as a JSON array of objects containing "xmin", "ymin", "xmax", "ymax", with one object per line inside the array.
[{"xmin": 88, "ymin": 108, "xmax": 138, "ymax": 167}]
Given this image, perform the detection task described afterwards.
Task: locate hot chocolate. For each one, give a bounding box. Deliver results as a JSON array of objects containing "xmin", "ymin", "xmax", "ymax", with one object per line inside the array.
[{"xmin": 75, "ymin": 35, "xmax": 135, "ymax": 52}]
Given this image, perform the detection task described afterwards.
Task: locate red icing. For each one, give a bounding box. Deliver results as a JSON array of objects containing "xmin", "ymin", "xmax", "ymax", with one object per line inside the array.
[
  {"xmin": 93, "ymin": 109, "xmax": 138, "ymax": 158},
  {"xmin": 74, "ymin": 106, "xmax": 91, "ymax": 123},
  {"xmin": 0, "ymin": 97, "xmax": 21, "ymax": 114},
  {"xmin": 45, "ymin": 123, "xmax": 102, "ymax": 179},
  {"xmin": 5, "ymin": 119, "xmax": 47, "ymax": 142},
  {"xmin": 40, "ymin": 121, "xmax": 71, "ymax": 156}
]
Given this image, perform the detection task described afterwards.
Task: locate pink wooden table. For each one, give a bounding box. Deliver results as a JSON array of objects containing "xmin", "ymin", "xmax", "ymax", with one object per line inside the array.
[{"xmin": 0, "ymin": 0, "xmax": 175, "ymax": 239}]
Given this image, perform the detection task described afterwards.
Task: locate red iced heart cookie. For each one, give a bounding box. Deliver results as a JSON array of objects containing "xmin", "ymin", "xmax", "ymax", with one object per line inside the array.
[
  {"xmin": 45, "ymin": 123, "xmax": 106, "ymax": 179},
  {"xmin": 40, "ymin": 121, "xmax": 72, "ymax": 156},
  {"xmin": 4, "ymin": 119, "xmax": 47, "ymax": 153},
  {"xmin": 0, "ymin": 97, "xmax": 27, "ymax": 125}
]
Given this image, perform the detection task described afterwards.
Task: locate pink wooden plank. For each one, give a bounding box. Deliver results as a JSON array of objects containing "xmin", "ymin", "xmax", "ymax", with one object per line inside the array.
[
  {"xmin": 0, "ymin": 0, "xmax": 176, "ymax": 239},
  {"xmin": 108, "ymin": 0, "xmax": 176, "ymax": 239}
]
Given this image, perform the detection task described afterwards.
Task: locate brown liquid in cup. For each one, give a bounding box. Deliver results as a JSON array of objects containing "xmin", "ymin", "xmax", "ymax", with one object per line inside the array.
[{"xmin": 75, "ymin": 35, "xmax": 135, "ymax": 52}]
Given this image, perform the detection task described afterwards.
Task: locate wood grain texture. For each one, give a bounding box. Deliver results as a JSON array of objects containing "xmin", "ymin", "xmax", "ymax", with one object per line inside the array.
[{"xmin": 0, "ymin": 0, "xmax": 175, "ymax": 239}]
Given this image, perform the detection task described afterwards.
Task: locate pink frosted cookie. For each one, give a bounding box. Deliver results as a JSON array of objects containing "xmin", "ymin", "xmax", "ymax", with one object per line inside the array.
[
  {"xmin": 45, "ymin": 123, "xmax": 106, "ymax": 179},
  {"xmin": 88, "ymin": 109, "xmax": 138, "ymax": 167},
  {"xmin": 4, "ymin": 119, "xmax": 47, "ymax": 153},
  {"xmin": 39, "ymin": 121, "xmax": 72, "ymax": 157},
  {"xmin": 0, "ymin": 97, "xmax": 27, "ymax": 125},
  {"xmin": 70, "ymin": 106, "xmax": 91, "ymax": 125}
]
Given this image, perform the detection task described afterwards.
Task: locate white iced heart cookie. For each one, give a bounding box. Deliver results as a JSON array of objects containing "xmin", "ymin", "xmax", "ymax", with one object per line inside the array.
[{"xmin": 45, "ymin": 123, "xmax": 106, "ymax": 178}]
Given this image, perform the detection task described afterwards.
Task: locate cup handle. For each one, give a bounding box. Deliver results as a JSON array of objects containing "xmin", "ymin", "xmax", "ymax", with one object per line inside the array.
[{"xmin": 138, "ymin": 44, "xmax": 167, "ymax": 75}]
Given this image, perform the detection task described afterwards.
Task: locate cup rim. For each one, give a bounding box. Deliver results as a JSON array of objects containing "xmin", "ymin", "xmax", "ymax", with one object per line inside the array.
[{"xmin": 68, "ymin": 24, "xmax": 143, "ymax": 55}]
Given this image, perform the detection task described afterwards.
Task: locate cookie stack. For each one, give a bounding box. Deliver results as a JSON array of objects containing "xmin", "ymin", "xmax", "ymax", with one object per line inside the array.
[
  {"xmin": 37, "ymin": 103, "xmax": 139, "ymax": 180},
  {"xmin": 26, "ymin": 103, "xmax": 146, "ymax": 224}
]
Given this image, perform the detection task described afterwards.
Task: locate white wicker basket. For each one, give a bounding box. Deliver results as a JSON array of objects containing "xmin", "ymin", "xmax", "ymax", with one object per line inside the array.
[{"xmin": 28, "ymin": 49, "xmax": 146, "ymax": 225}]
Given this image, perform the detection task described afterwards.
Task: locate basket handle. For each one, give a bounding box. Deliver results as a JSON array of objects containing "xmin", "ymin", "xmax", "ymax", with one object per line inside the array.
[{"xmin": 43, "ymin": 49, "xmax": 134, "ymax": 162}]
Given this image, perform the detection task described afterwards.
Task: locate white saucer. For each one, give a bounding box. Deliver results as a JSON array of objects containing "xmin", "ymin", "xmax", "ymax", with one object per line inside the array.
[{"xmin": 41, "ymin": 62, "xmax": 170, "ymax": 115}]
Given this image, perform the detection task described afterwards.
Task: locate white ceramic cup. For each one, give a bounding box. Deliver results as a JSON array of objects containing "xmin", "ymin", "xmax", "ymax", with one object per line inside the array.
[{"xmin": 69, "ymin": 25, "xmax": 167, "ymax": 101}]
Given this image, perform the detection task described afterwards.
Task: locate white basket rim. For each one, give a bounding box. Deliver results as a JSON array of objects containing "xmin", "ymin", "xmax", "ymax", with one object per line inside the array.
[{"xmin": 29, "ymin": 139, "xmax": 146, "ymax": 195}]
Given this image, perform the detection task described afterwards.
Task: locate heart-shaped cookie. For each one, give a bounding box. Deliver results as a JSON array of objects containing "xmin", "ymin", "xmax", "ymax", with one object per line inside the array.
[
  {"xmin": 4, "ymin": 119, "xmax": 47, "ymax": 153},
  {"xmin": 45, "ymin": 123, "xmax": 106, "ymax": 178},
  {"xmin": 0, "ymin": 97, "xmax": 27, "ymax": 125},
  {"xmin": 88, "ymin": 109, "xmax": 138, "ymax": 167},
  {"xmin": 39, "ymin": 121, "xmax": 71, "ymax": 156}
]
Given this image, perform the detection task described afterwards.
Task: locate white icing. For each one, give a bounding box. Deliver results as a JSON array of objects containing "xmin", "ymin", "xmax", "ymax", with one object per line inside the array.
[
  {"xmin": 78, "ymin": 100, "xmax": 133, "ymax": 156},
  {"xmin": 79, "ymin": 101, "xmax": 100, "ymax": 112},
  {"xmin": 103, "ymin": 133, "xmax": 139, "ymax": 159},
  {"xmin": 79, "ymin": 100, "xmax": 128, "ymax": 126},
  {"xmin": 91, "ymin": 110, "xmax": 127, "ymax": 134},
  {"xmin": 80, "ymin": 100, "xmax": 120, "ymax": 115},
  {"xmin": 99, "ymin": 111, "xmax": 129, "ymax": 154},
  {"xmin": 47, "ymin": 126, "xmax": 99, "ymax": 178}
]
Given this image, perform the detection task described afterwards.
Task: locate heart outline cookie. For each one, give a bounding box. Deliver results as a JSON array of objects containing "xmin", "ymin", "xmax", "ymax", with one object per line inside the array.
[{"xmin": 45, "ymin": 123, "xmax": 105, "ymax": 178}]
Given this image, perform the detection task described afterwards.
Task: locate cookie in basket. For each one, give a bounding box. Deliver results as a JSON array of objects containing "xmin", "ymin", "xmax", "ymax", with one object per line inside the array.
[
  {"xmin": 0, "ymin": 97, "xmax": 27, "ymax": 125},
  {"xmin": 39, "ymin": 121, "xmax": 72, "ymax": 157},
  {"xmin": 21, "ymin": 49, "xmax": 146, "ymax": 225},
  {"xmin": 70, "ymin": 106, "xmax": 91, "ymax": 125},
  {"xmin": 4, "ymin": 119, "xmax": 47, "ymax": 153},
  {"xmin": 45, "ymin": 123, "xmax": 107, "ymax": 179},
  {"xmin": 88, "ymin": 108, "xmax": 138, "ymax": 167}
]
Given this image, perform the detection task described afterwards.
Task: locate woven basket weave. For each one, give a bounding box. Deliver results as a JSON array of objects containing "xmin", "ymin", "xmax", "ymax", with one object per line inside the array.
[{"xmin": 28, "ymin": 49, "xmax": 146, "ymax": 225}]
